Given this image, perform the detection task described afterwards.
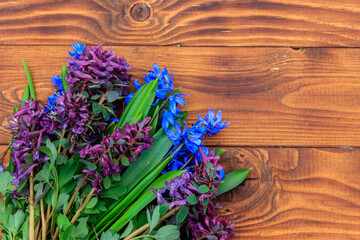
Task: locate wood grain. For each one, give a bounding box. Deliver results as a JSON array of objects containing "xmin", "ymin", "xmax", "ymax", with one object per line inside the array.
[
  {"xmin": 1, "ymin": 0, "xmax": 360, "ymax": 47},
  {"xmin": 2, "ymin": 46, "xmax": 360, "ymax": 146},
  {"xmin": 217, "ymin": 147, "xmax": 360, "ymax": 240}
]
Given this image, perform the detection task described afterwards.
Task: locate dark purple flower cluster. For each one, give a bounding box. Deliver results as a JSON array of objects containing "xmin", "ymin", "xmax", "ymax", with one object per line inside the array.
[
  {"xmin": 80, "ymin": 117, "xmax": 155, "ymax": 177},
  {"xmin": 55, "ymin": 87, "xmax": 90, "ymax": 135},
  {"xmin": 66, "ymin": 44, "xmax": 132, "ymax": 93},
  {"xmin": 7, "ymin": 100, "xmax": 49, "ymax": 185},
  {"xmin": 153, "ymin": 149, "xmax": 234, "ymax": 239},
  {"xmin": 187, "ymin": 211, "xmax": 235, "ymax": 240}
]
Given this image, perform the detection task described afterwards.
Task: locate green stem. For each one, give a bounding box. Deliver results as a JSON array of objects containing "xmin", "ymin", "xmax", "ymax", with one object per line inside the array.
[
  {"xmin": 130, "ymin": 235, "xmax": 156, "ymax": 240},
  {"xmin": 29, "ymin": 170, "xmax": 35, "ymax": 240},
  {"xmin": 124, "ymin": 207, "xmax": 182, "ymax": 240}
]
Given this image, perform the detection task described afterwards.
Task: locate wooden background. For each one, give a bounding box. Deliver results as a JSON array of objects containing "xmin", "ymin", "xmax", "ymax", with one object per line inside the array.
[{"xmin": 1, "ymin": 0, "xmax": 360, "ymax": 239}]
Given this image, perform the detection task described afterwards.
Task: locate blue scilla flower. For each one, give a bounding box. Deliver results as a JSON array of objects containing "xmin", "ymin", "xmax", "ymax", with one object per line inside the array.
[
  {"xmin": 44, "ymin": 91, "xmax": 62, "ymax": 112},
  {"xmin": 165, "ymin": 122, "xmax": 206, "ymax": 154},
  {"xmin": 125, "ymin": 93, "xmax": 134, "ymax": 105},
  {"xmin": 135, "ymin": 63, "xmax": 174, "ymax": 105},
  {"xmin": 0, "ymin": 165, "xmax": 3, "ymax": 174},
  {"xmin": 217, "ymin": 168, "xmax": 225, "ymax": 180},
  {"xmin": 107, "ymin": 117, "xmax": 120, "ymax": 123},
  {"xmin": 69, "ymin": 42, "xmax": 86, "ymax": 58},
  {"xmin": 161, "ymin": 110, "xmax": 175, "ymax": 129},
  {"xmin": 197, "ymin": 109, "xmax": 230, "ymax": 136},
  {"xmin": 161, "ymin": 155, "xmax": 190, "ymax": 174},
  {"xmin": 169, "ymin": 93, "xmax": 187, "ymax": 115},
  {"xmin": 51, "ymin": 75, "xmax": 64, "ymax": 91}
]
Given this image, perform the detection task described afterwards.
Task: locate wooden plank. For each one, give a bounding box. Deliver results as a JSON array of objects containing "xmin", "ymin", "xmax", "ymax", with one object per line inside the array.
[
  {"xmin": 1, "ymin": 145, "xmax": 359, "ymax": 239},
  {"xmin": 217, "ymin": 147, "xmax": 360, "ymax": 240},
  {"xmin": 2, "ymin": 46, "xmax": 360, "ymax": 146},
  {"xmin": 1, "ymin": 0, "xmax": 360, "ymax": 47}
]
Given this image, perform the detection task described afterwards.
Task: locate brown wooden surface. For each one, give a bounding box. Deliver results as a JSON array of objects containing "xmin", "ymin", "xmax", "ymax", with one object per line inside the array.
[
  {"xmin": 3, "ymin": 46, "xmax": 360, "ymax": 147},
  {"xmin": 1, "ymin": 0, "xmax": 360, "ymax": 47},
  {"xmin": 1, "ymin": 0, "xmax": 360, "ymax": 239}
]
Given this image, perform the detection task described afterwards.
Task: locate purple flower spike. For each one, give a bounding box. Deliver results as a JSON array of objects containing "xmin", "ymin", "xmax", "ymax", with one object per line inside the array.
[{"xmin": 82, "ymin": 170, "xmax": 102, "ymax": 195}]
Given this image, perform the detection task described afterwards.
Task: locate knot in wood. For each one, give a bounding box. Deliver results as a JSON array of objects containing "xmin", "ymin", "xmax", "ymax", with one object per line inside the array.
[{"xmin": 130, "ymin": 2, "xmax": 151, "ymax": 22}]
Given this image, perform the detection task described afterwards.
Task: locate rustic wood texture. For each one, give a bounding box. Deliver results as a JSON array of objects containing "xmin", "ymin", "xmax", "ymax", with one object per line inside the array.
[
  {"xmin": 1, "ymin": 0, "xmax": 360, "ymax": 47},
  {"xmin": 218, "ymin": 147, "xmax": 360, "ymax": 240},
  {"xmin": 1, "ymin": 0, "xmax": 360, "ymax": 239},
  {"xmin": 2, "ymin": 46, "xmax": 360, "ymax": 146}
]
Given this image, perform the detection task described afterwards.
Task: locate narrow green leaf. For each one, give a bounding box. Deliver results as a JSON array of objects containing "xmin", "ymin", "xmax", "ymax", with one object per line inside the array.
[
  {"xmin": 21, "ymin": 58, "xmax": 36, "ymax": 100},
  {"xmin": 93, "ymin": 153, "xmax": 175, "ymax": 233},
  {"xmin": 214, "ymin": 149, "xmax": 226, "ymax": 156},
  {"xmin": 216, "ymin": 168, "xmax": 252, "ymax": 197},
  {"xmin": 61, "ymin": 65, "xmax": 69, "ymax": 92},
  {"xmin": 0, "ymin": 172, "xmax": 14, "ymax": 195},
  {"xmin": 117, "ymin": 79, "xmax": 158, "ymax": 129},
  {"xmin": 107, "ymin": 170, "xmax": 184, "ymax": 234},
  {"xmin": 13, "ymin": 105, "xmax": 18, "ymax": 113},
  {"xmin": 22, "ymin": 84, "xmax": 30, "ymax": 102}
]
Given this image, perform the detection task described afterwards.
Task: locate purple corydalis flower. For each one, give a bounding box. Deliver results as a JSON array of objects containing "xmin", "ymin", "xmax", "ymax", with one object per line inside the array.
[
  {"xmin": 82, "ymin": 170, "xmax": 101, "ymax": 195},
  {"xmin": 67, "ymin": 44, "xmax": 132, "ymax": 88},
  {"xmin": 197, "ymin": 109, "xmax": 230, "ymax": 136},
  {"xmin": 80, "ymin": 117, "xmax": 155, "ymax": 176}
]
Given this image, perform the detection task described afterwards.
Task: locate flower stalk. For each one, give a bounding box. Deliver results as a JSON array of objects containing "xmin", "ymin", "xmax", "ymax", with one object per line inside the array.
[{"xmin": 29, "ymin": 170, "xmax": 35, "ymax": 240}]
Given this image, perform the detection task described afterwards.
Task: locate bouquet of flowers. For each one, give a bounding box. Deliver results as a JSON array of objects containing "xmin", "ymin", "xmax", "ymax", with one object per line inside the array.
[{"xmin": 0, "ymin": 43, "xmax": 251, "ymax": 240}]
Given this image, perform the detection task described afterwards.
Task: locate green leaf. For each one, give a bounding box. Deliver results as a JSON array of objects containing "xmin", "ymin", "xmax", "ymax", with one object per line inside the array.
[
  {"xmin": 0, "ymin": 172, "xmax": 14, "ymax": 195},
  {"xmin": 149, "ymin": 205, "xmax": 160, "ymax": 233},
  {"xmin": 214, "ymin": 149, "xmax": 226, "ymax": 156},
  {"xmin": 120, "ymin": 156, "xmax": 129, "ymax": 167},
  {"xmin": 80, "ymin": 160, "xmax": 97, "ymax": 171},
  {"xmin": 103, "ymin": 175, "xmax": 111, "ymax": 190},
  {"xmin": 216, "ymin": 168, "xmax": 252, "ymax": 196},
  {"xmin": 104, "ymin": 170, "xmax": 185, "ymax": 236},
  {"xmin": 159, "ymin": 203, "xmax": 169, "ymax": 217},
  {"xmin": 198, "ymin": 185, "xmax": 210, "ymax": 194},
  {"xmin": 92, "ymin": 102, "xmax": 102, "ymax": 114},
  {"xmin": 57, "ymin": 214, "xmax": 71, "ymax": 231},
  {"xmin": 60, "ymin": 138, "xmax": 70, "ymax": 150},
  {"xmin": 101, "ymin": 107, "xmax": 111, "ymax": 120},
  {"xmin": 62, "ymin": 225, "xmax": 75, "ymax": 240},
  {"xmin": 100, "ymin": 185, "xmax": 127, "ymax": 200},
  {"xmin": 93, "ymin": 154, "xmax": 174, "ymax": 233},
  {"xmin": 38, "ymin": 146, "xmax": 53, "ymax": 162},
  {"xmin": 56, "ymin": 154, "xmax": 68, "ymax": 165},
  {"xmin": 117, "ymin": 79, "xmax": 158, "ymax": 129},
  {"xmin": 74, "ymin": 217, "xmax": 89, "ymax": 238},
  {"xmin": 186, "ymin": 194, "xmax": 199, "ymax": 205},
  {"xmin": 155, "ymin": 225, "xmax": 180, "ymax": 240},
  {"xmin": 34, "ymin": 163, "xmax": 52, "ymax": 182},
  {"xmin": 56, "ymin": 193, "xmax": 70, "ymax": 211},
  {"xmin": 100, "ymin": 230, "xmax": 120, "ymax": 240},
  {"xmin": 22, "ymin": 58, "xmax": 36, "ymax": 100},
  {"xmin": 176, "ymin": 206, "xmax": 189, "ymax": 224},
  {"xmin": 12, "ymin": 210, "xmax": 25, "ymax": 234},
  {"xmin": 22, "ymin": 84, "xmax": 30, "ymax": 102},
  {"xmin": 86, "ymin": 197, "xmax": 98, "ymax": 210},
  {"xmin": 119, "ymin": 221, "xmax": 133, "ymax": 238},
  {"xmin": 91, "ymin": 95, "xmax": 102, "ymax": 100},
  {"xmin": 61, "ymin": 65, "xmax": 69, "ymax": 92},
  {"xmin": 106, "ymin": 91, "xmax": 120, "ymax": 102},
  {"xmin": 58, "ymin": 159, "xmax": 81, "ymax": 192}
]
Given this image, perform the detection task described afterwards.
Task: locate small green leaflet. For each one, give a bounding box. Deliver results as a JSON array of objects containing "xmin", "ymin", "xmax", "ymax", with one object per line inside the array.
[
  {"xmin": 103, "ymin": 175, "xmax": 111, "ymax": 189},
  {"xmin": 154, "ymin": 225, "xmax": 180, "ymax": 240},
  {"xmin": 198, "ymin": 185, "xmax": 210, "ymax": 194},
  {"xmin": 0, "ymin": 172, "xmax": 14, "ymax": 195},
  {"xmin": 60, "ymin": 138, "xmax": 70, "ymax": 150},
  {"xmin": 176, "ymin": 206, "xmax": 189, "ymax": 224},
  {"xmin": 119, "ymin": 221, "xmax": 134, "ymax": 238},
  {"xmin": 186, "ymin": 194, "xmax": 199, "ymax": 205},
  {"xmin": 100, "ymin": 230, "xmax": 120, "ymax": 240},
  {"xmin": 149, "ymin": 205, "xmax": 160, "ymax": 233}
]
